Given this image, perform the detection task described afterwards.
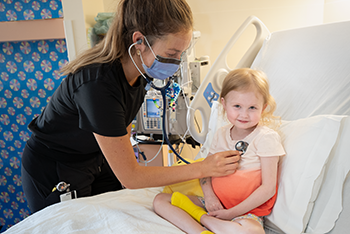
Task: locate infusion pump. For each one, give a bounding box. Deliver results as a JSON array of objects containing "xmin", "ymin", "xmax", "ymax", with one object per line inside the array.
[
  {"xmin": 139, "ymin": 94, "xmax": 163, "ymax": 133},
  {"xmin": 132, "ymin": 92, "xmax": 188, "ymax": 136}
]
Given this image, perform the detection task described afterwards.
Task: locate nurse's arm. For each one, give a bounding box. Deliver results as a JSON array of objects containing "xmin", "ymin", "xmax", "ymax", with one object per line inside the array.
[{"xmin": 93, "ymin": 132, "xmax": 240, "ymax": 189}]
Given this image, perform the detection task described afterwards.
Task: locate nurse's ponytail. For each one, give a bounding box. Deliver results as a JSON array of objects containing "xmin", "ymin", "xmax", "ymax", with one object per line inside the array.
[{"xmin": 61, "ymin": 0, "xmax": 193, "ymax": 75}]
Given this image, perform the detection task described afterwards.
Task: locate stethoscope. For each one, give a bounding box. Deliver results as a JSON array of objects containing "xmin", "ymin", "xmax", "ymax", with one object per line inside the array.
[
  {"xmin": 128, "ymin": 39, "xmax": 190, "ymax": 164},
  {"xmin": 145, "ymin": 75, "xmax": 192, "ymax": 164},
  {"xmin": 235, "ymin": 141, "xmax": 249, "ymax": 155}
]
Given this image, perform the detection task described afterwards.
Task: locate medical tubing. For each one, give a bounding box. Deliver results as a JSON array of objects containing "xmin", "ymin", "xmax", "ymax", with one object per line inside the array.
[
  {"xmin": 161, "ymin": 89, "xmax": 191, "ymax": 164},
  {"xmin": 136, "ymin": 134, "xmax": 165, "ymax": 166}
]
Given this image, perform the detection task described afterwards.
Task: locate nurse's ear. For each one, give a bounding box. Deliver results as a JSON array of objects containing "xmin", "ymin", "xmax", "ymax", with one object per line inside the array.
[{"xmin": 132, "ymin": 31, "xmax": 146, "ymax": 51}]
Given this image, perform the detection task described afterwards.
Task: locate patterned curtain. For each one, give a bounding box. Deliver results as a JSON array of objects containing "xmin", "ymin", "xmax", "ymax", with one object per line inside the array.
[{"xmin": 0, "ymin": 0, "xmax": 68, "ymax": 231}]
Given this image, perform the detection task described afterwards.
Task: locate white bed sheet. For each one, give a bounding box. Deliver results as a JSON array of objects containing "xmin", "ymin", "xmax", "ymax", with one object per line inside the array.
[{"xmin": 3, "ymin": 187, "xmax": 182, "ymax": 234}]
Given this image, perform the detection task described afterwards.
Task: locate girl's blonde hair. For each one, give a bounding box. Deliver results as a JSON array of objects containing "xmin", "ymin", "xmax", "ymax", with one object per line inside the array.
[
  {"xmin": 220, "ymin": 68, "xmax": 280, "ymax": 129},
  {"xmin": 61, "ymin": 0, "xmax": 193, "ymax": 75}
]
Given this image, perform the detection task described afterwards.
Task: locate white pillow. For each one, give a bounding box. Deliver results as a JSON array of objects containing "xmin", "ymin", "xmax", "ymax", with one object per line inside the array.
[
  {"xmin": 305, "ymin": 116, "xmax": 350, "ymax": 233},
  {"xmin": 266, "ymin": 115, "xmax": 345, "ymax": 234}
]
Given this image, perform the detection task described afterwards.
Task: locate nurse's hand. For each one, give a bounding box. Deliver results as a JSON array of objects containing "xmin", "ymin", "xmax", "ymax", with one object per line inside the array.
[{"xmin": 201, "ymin": 151, "xmax": 240, "ymax": 178}]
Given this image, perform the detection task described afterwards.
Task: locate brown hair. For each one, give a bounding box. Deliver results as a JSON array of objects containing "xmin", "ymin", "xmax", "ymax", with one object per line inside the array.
[
  {"xmin": 220, "ymin": 68, "xmax": 280, "ymax": 129},
  {"xmin": 61, "ymin": 0, "xmax": 193, "ymax": 75}
]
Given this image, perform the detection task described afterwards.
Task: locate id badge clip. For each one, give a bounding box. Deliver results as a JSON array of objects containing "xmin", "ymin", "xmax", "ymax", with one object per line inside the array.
[
  {"xmin": 52, "ymin": 181, "xmax": 77, "ymax": 202},
  {"xmin": 60, "ymin": 190, "xmax": 77, "ymax": 202}
]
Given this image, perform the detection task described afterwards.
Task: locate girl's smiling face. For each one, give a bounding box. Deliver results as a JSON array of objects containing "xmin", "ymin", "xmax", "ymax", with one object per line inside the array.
[{"xmin": 221, "ymin": 88, "xmax": 266, "ymax": 133}]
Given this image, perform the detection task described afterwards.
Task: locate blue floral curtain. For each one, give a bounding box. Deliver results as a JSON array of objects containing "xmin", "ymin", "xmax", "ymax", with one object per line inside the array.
[
  {"xmin": 0, "ymin": 0, "xmax": 68, "ymax": 231},
  {"xmin": 0, "ymin": 0, "xmax": 63, "ymax": 21}
]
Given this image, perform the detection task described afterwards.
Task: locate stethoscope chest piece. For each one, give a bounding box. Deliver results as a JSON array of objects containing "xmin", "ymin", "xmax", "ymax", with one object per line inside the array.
[{"xmin": 235, "ymin": 141, "xmax": 249, "ymax": 155}]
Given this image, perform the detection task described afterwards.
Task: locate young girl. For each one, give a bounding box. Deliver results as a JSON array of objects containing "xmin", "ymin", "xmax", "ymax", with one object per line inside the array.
[{"xmin": 153, "ymin": 68, "xmax": 285, "ymax": 234}]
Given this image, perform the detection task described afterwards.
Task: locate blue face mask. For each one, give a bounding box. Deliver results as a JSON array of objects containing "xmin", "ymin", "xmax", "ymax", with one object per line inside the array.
[{"xmin": 139, "ymin": 36, "xmax": 181, "ymax": 80}]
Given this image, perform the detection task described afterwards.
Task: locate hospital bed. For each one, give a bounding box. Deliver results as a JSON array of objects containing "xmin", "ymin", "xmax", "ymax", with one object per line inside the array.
[{"xmin": 4, "ymin": 16, "xmax": 350, "ymax": 234}]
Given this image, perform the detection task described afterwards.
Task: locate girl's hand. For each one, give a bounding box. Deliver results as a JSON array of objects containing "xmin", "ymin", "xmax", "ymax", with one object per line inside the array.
[
  {"xmin": 204, "ymin": 194, "xmax": 224, "ymax": 213},
  {"xmin": 208, "ymin": 208, "xmax": 233, "ymax": 220},
  {"xmin": 201, "ymin": 150, "xmax": 241, "ymax": 178}
]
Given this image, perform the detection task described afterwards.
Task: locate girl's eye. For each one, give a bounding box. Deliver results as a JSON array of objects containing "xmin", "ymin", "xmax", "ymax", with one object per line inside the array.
[
  {"xmin": 233, "ymin": 105, "xmax": 240, "ymax": 108},
  {"xmin": 249, "ymin": 106, "xmax": 257, "ymax": 110}
]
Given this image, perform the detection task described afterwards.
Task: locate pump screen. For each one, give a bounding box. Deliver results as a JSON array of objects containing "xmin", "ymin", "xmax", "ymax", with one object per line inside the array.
[{"xmin": 146, "ymin": 99, "xmax": 160, "ymax": 118}]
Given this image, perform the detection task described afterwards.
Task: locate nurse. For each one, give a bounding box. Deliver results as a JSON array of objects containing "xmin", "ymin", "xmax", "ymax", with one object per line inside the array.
[{"xmin": 21, "ymin": 0, "xmax": 240, "ymax": 213}]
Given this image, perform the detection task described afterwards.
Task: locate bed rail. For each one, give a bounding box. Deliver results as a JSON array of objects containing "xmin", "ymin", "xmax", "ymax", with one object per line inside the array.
[{"xmin": 187, "ymin": 16, "xmax": 270, "ymax": 144}]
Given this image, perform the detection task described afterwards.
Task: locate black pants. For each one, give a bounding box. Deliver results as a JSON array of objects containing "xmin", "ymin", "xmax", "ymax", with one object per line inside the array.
[{"xmin": 21, "ymin": 137, "xmax": 123, "ymax": 213}]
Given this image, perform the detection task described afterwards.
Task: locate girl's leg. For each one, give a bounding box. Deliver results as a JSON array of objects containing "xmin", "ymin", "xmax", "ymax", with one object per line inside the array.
[
  {"xmin": 171, "ymin": 192, "xmax": 207, "ymax": 223},
  {"xmin": 168, "ymin": 192, "xmax": 264, "ymax": 234},
  {"xmin": 153, "ymin": 193, "xmax": 209, "ymax": 234},
  {"xmin": 201, "ymin": 215, "xmax": 265, "ymax": 234}
]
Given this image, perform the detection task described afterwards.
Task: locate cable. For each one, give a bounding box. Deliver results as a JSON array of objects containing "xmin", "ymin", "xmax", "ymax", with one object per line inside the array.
[
  {"xmin": 129, "ymin": 45, "xmax": 191, "ymax": 164},
  {"xmin": 132, "ymin": 132, "xmax": 165, "ymax": 166},
  {"xmin": 128, "ymin": 40, "xmax": 192, "ymax": 164},
  {"xmin": 135, "ymin": 77, "xmax": 190, "ymax": 164},
  {"xmin": 161, "ymin": 89, "xmax": 190, "ymax": 164},
  {"xmin": 139, "ymin": 138, "xmax": 164, "ymax": 166}
]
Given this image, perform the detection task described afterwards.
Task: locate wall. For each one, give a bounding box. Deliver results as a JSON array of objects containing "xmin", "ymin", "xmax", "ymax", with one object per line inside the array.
[
  {"xmin": 61, "ymin": 0, "xmax": 87, "ymax": 60},
  {"xmin": 102, "ymin": 0, "xmax": 118, "ymax": 11},
  {"xmin": 80, "ymin": 0, "xmax": 350, "ymax": 75},
  {"xmin": 324, "ymin": 0, "xmax": 350, "ymax": 23},
  {"xmin": 77, "ymin": 0, "xmax": 350, "ymax": 77},
  {"xmin": 81, "ymin": 0, "xmax": 104, "ymax": 32},
  {"xmin": 81, "ymin": 0, "xmax": 117, "ymax": 32},
  {"xmin": 188, "ymin": 0, "xmax": 329, "ymax": 72},
  {"xmin": 188, "ymin": 0, "xmax": 350, "ymax": 71}
]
